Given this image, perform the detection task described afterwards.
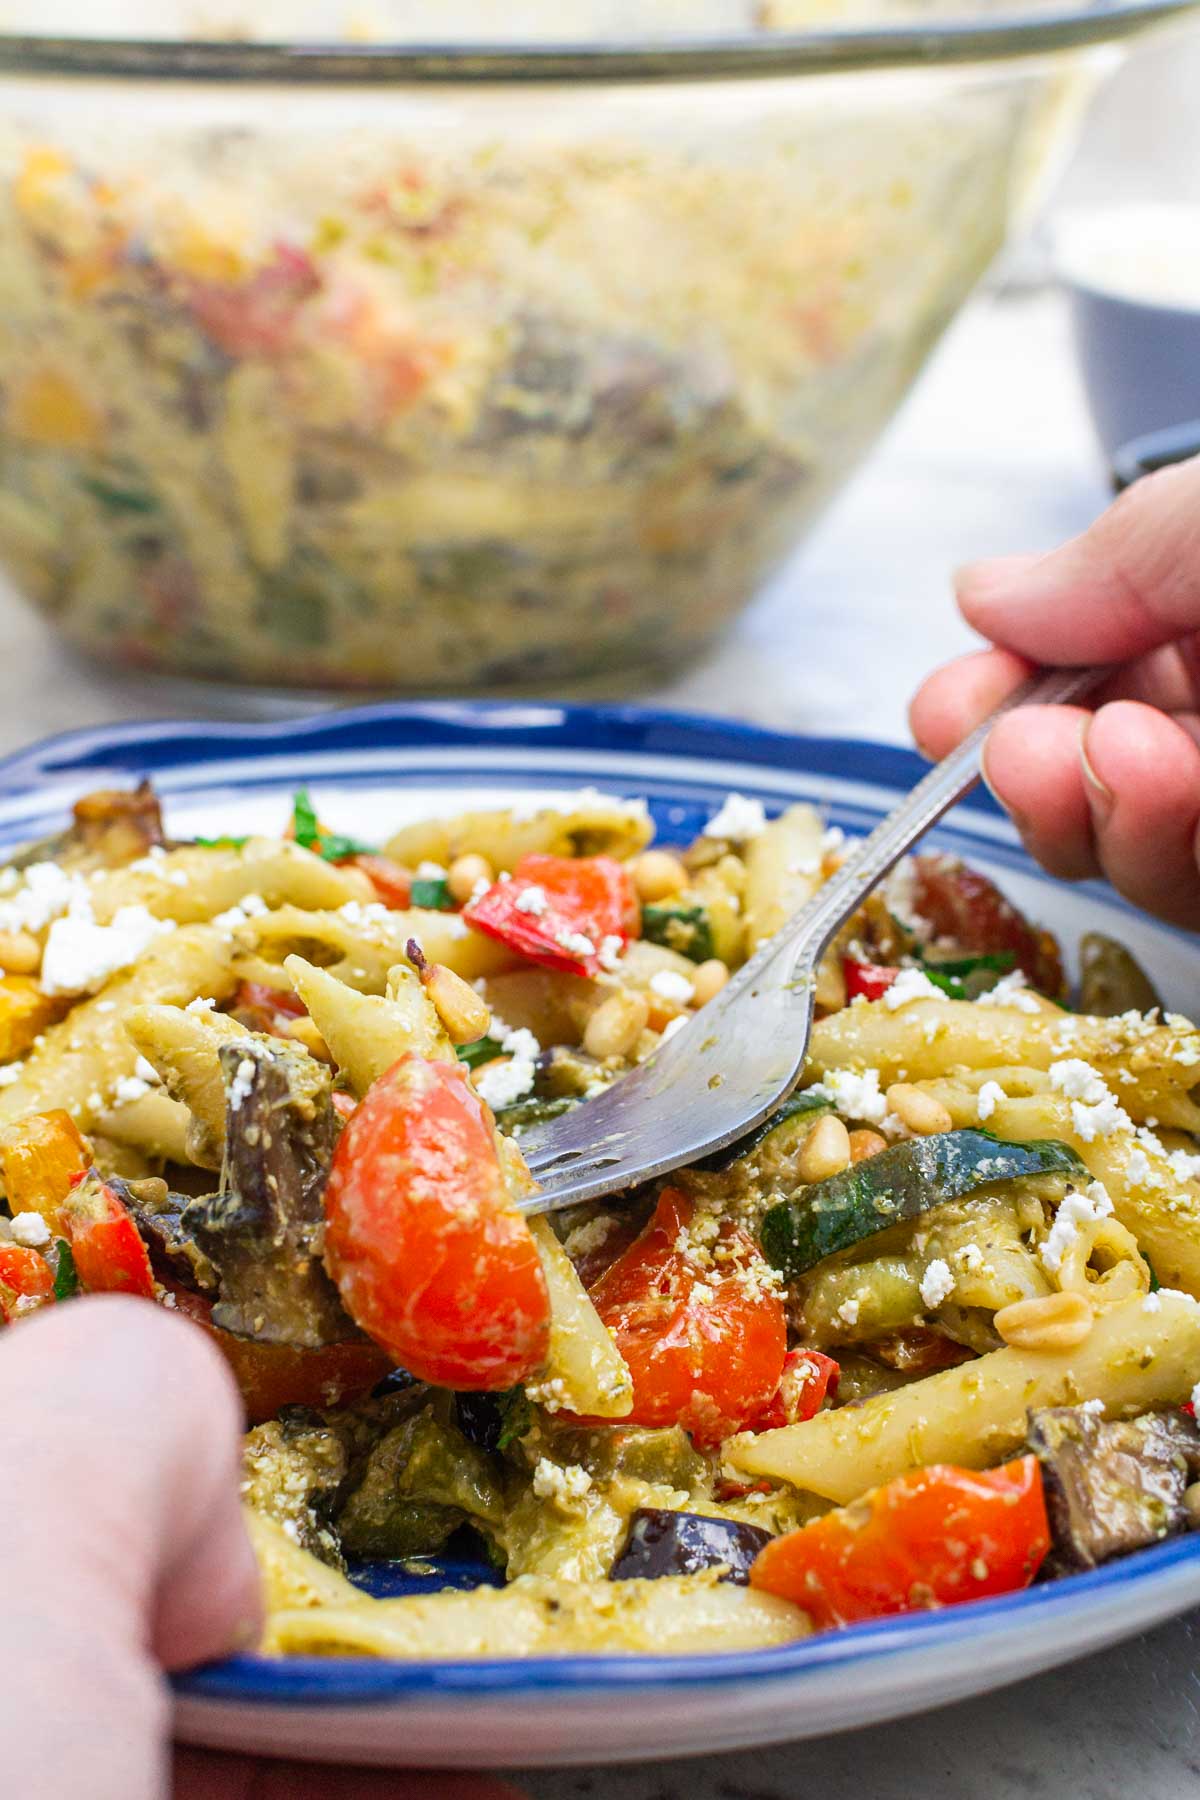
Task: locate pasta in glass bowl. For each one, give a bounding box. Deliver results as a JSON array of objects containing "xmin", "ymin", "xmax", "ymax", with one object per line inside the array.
[
  {"xmin": 1, "ymin": 703, "xmax": 1199, "ymax": 1717},
  {"xmin": 0, "ymin": 0, "xmax": 1195, "ymax": 692}
]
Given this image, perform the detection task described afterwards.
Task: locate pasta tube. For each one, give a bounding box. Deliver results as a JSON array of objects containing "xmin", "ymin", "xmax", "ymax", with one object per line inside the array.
[
  {"xmin": 126, "ymin": 1002, "xmax": 254, "ymax": 1166},
  {"xmin": 731, "ymin": 1288, "xmax": 1200, "ymax": 1503},
  {"xmin": 383, "ymin": 799, "xmax": 651, "ymax": 874},
  {"xmin": 85, "ymin": 838, "xmax": 370, "ymax": 925},
  {"xmin": 234, "ymin": 905, "xmax": 515, "ymax": 994},
  {"xmin": 528, "ymin": 1217, "xmax": 633, "ymax": 1420},
  {"xmin": 742, "ymin": 804, "xmax": 825, "ymax": 953},
  {"xmin": 285, "ymin": 955, "xmax": 450, "ymax": 1093}
]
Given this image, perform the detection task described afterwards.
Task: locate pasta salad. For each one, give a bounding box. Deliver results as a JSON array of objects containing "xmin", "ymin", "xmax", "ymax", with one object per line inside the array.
[{"xmin": 1, "ymin": 779, "xmax": 1199, "ymax": 1659}]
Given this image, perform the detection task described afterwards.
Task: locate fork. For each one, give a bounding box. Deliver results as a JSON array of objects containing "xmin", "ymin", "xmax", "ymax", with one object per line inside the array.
[{"xmin": 514, "ymin": 664, "xmax": 1107, "ymax": 1216}]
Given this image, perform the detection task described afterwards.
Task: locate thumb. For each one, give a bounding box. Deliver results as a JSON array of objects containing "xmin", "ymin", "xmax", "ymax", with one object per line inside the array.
[{"xmin": 957, "ymin": 457, "xmax": 1200, "ymax": 664}]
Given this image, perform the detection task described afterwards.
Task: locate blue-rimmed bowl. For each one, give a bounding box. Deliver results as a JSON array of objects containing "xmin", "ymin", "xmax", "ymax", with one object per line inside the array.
[{"xmin": 1, "ymin": 700, "xmax": 1197, "ymax": 1768}]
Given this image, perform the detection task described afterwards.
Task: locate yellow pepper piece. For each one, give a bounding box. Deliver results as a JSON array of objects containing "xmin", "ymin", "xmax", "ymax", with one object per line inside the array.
[
  {"xmin": 0, "ymin": 977, "xmax": 68, "ymax": 1061},
  {"xmin": 9, "ymin": 368, "xmax": 105, "ymax": 451},
  {"xmin": 14, "ymin": 146, "xmax": 69, "ymax": 218}
]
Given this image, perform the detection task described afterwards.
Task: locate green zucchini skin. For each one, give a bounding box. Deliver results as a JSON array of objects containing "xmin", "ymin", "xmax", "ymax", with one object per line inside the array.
[
  {"xmin": 760, "ymin": 1129, "xmax": 1087, "ymax": 1277},
  {"xmin": 694, "ymin": 1091, "xmax": 831, "ymax": 1174}
]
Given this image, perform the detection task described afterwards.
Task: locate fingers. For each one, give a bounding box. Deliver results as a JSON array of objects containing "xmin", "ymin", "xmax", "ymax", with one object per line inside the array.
[
  {"xmin": 980, "ymin": 707, "xmax": 1100, "ymax": 882},
  {"xmin": 3, "ymin": 1297, "xmax": 261, "ymax": 1671},
  {"xmin": 1079, "ymin": 701, "xmax": 1200, "ymax": 928},
  {"xmin": 173, "ymin": 1750, "xmax": 531, "ymax": 1800},
  {"xmin": 908, "ymin": 648, "xmax": 1033, "ymax": 760},
  {"xmin": 955, "ymin": 459, "xmax": 1200, "ymax": 666}
]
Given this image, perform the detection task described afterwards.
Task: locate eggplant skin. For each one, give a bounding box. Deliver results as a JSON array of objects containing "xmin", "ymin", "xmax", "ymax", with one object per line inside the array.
[
  {"xmin": 610, "ymin": 1508, "xmax": 773, "ymax": 1587},
  {"xmin": 1027, "ymin": 1406, "xmax": 1200, "ymax": 1573}
]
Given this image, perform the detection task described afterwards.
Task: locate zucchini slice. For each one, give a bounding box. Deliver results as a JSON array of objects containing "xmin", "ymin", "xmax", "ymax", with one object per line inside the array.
[
  {"xmin": 694, "ymin": 1091, "xmax": 831, "ymax": 1174},
  {"xmin": 760, "ymin": 1129, "xmax": 1087, "ymax": 1277}
]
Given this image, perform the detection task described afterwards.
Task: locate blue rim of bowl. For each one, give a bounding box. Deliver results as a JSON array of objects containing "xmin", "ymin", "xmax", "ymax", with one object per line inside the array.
[
  {"xmin": 0, "ymin": 698, "xmax": 1194, "ymax": 1705},
  {"xmin": 0, "ymin": 0, "xmax": 1195, "ymax": 82}
]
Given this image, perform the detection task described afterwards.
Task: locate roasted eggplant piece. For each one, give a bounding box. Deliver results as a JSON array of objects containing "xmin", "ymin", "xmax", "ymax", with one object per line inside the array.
[
  {"xmin": 1077, "ymin": 933, "xmax": 1162, "ymax": 1018},
  {"xmin": 182, "ymin": 1041, "xmax": 349, "ymax": 1347},
  {"xmin": 242, "ymin": 1409, "xmax": 353, "ymax": 1566},
  {"xmin": 336, "ymin": 1407, "xmax": 507, "ymax": 1560},
  {"xmin": 7, "ymin": 781, "xmax": 166, "ymax": 873},
  {"xmin": 610, "ymin": 1508, "xmax": 773, "ymax": 1586},
  {"xmin": 120, "ymin": 1177, "xmax": 218, "ymax": 1293},
  {"xmin": 1027, "ymin": 1405, "xmax": 1200, "ymax": 1572}
]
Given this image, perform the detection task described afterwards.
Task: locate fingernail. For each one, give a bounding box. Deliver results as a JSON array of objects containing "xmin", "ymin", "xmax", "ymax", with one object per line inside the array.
[{"xmin": 1079, "ymin": 719, "xmax": 1114, "ymax": 825}]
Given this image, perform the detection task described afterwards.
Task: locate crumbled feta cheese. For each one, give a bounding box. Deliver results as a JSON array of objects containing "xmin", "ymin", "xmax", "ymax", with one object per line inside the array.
[
  {"xmin": 415, "ymin": 861, "xmax": 447, "ymax": 879},
  {"xmin": 514, "ymin": 885, "xmax": 548, "ymax": 916},
  {"xmin": 1040, "ymin": 1181, "xmax": 1113, "ymax": 1273},
  {"xmin": 0, "ymin": 1063, "xmax": 23, "ymax": 1087},
  {"xmin": 976, "ymin": 1080, "xmax": 1005, "ymax": 1122},
  {"xmin": 229, "ymin": 1056, "xmax": 257, "ymax": 1111},
  {"xmin": 919, "ymin": 1259, "xmax": 955, "ymax": 1309},
  {"xmin": 1080, "ymin": 1398, "xmax": 1105, "ymax": 1415},
  {"xmin": 40, "ymin": 904, "xmax": 174, "ymax": 996},
  {"xmin": 881, "ymin": 858, "xmax": 933, "ymax": 943},
  {"xmin": 562, "ymin": 1214, "xmax": 615, "ymax": 1259},
  {"xmin": 338, "ymin": 900, "xmax": 389, "ymax": 927},
  {"xmin": 1125, "ymin": 1147, "xmax": 1156, "ymax": 1188},
  {"xmin": 474, "ymin": 1025, "xmax": 539, "ymax": 1111},
  {"xmin": 0, "ymin": 860, "xmax": 86, "ymax": 935},
  {"xmin": 1048, "ymin": 1059, "xmax": 1109, "ymax": 1104},
  {"xmin": 9, "ymin": 1211, "xmax": 50, "ymax": 1248},
  {"xmin": 1192, "ymin": 1379, "xmax": 1200, "ymax": 1415},
  {"xmin": 649, "ymin": 969, "xmax": 694, "ymax": 1005},
  {"xmin": 660, "ymin": 1015, "xmax": 689, "ymax": 1042},
  {"xmin": 555, "ymin": 929, "xmax": 595, "ymax": 959},
  {"xmin": 134, "ymin": 1055, "xmax": 161, "ymax": 1086},
  {"xmin": 186, "ymin": 996, "xmax": 217, "ymax": 1014},
  {"xmin": 597, "ymin": 934, "xmax": 624, "ymax": 973},
  {"xmin": 975, "ymin": 970, "xmax": 1042, "ymax": 1014},
  {"xmin": 836, "ymin": 1297, "xmax": 861, "ymax": 1327},
  {"xmin": 525, "ymin": 1375, "xmax": 567, "ymax": 1413},
  {"xmin": 958, "ymin": 1243, "xmax": 986, "ymax": 1272},
  {"xmin": 113, "ymin": 1074, "xmax": 152, "ymax": 1104},
  {"xmin": 882, "ymin": 968, "xmax": 948, "ymax": 1010},
  {"xmin": 703, "ymin": 793, "xmax": 767, "ymax": 841},
  {"xmin": 1142, "ymin": 1292, "xmax": 1162, "ymax": 1313},
  {"xmin": 130, "ymin": 847, "xmax": 168, "ymax": 873},
  {"xmin": 1070, "ymin": 1093, "xmax": 1132, "ymax": 1143},
  {"xmin": 808, "ymin": 1068, "xmax": 888, "ymax": 1127},
  {"xmin": 86, "ymin": 1091, "xmax": 103, "ymax": 1112},
  {"xmin": 1168, "ymin": 1148, "xmax": 1200, "ymax": 1184},
  {"xmin": 531, "ymin": 1458, "xmax": 593, "ymax": 1511}
]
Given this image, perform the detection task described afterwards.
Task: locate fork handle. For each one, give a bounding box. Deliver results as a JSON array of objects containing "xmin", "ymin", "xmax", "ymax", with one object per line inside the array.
[{"xmin": 769, "ymin": 664, "xmax": 1109, "ymax": 974}]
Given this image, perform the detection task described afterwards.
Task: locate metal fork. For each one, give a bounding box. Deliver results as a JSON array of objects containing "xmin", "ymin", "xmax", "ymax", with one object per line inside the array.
[{"xmin": 515, "ymin": 664, "xmax": 1107, "ymax": 1216}]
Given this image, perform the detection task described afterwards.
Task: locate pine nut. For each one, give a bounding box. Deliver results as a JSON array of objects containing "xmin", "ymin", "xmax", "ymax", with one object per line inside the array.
[
  {"xmin": 849, "ymin": 1128, "xmax": 887, "ymax": 1164},
  {"xmin": 887, "ymin": 1083, "xmax": 953, "ymax": 1136},
  {"xmin": 584, "ymin": 989, "xmax": 650, "ymax": 1061},
  {"xmin": 423, "ymin": 962, "xmax": 492, "ymax": 1045},
  {"xmin": 993, "ymin": 1289, "xmax": 1093, "ymax": 1352},
  {"xmin": 690, "ymin": 959, "xmax": 730, "ymax": 1007},
  {"xmin": 447, "ymin": 853, "xmax": 494, "ymax": 905},
  {"xmin": 1184, "ymin": 1481, "xmax": 1200, "ymax": 1530},
  {"xmin": 797, "ymin": 1113, "xmax": 852, "ymax": 1183},
  {"xmin": 632, "ymin": 850, "xmax": 689, "ymax": 903},
  {"xmin": 0, "ymin": 930, "xmax": 40, "ymax": 975}
]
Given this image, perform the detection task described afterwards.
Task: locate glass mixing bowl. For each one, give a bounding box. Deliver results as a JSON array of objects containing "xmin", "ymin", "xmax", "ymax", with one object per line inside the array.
[{"xmin": 0, "ymin": 1, "xmax": 1192, "ymax": 692}]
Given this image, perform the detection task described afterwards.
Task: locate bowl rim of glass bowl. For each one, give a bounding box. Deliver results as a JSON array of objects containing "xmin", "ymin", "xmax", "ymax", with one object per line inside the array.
[{"xmin": 0, "ymin": 0, "xmax": 1196, "ymax": 82}]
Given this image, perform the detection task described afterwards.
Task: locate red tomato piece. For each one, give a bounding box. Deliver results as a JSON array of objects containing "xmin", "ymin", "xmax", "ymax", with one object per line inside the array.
[
  {"xmin": 910, "ymin": 855, "xmax": 1064, "ymax": 995},
  {"xmin": 235, "ymin": 980, "xmax": 308, "ymax": 1021},
  {"xmin": 464, "ymin": 854, "xmax": 639, "ymax": 979},
  {"xmin": 586, "ymin": 1187, "xmax": 786, "ymax": 1446},
  {"xmin": 750, "ymin": 1349, "xmax": 840, "ymax": 1432},
  {"xmin": 843, "ymin": 957, "xmax": 899, "ymax": 1003},
  {"xmin": 185, "ymin": 243, "xmax": 320, "ymax": 357},
  {"xmin": 167, "ymin": 1286, "xmax": 391, "ymax": 1426},
  {"xmin": 64, "ymin": 1174, "xmax": 155, "ymax": 1299},
  {"xmin": 340, "ymin": 854, "xmax": 412, "ymax": 910},
  {"xmin": 323, "ymin": 1054, "xmax": 550, "ymax": 1390},
  {"xmin": 750, "ymin": 1457, "xmax": 1050, "ymax": 1630},
  {"xmin": 0, "ymin": 1242, "xmax": 55, "ymax": 1322}
]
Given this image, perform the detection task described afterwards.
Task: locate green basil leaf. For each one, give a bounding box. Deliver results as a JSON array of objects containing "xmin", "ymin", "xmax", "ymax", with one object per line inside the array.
[
  {"xmin": 53, "ymin": 1239, "xmax": 80, "ymax": 1301},
  {"xmin": 411, "ymin": 876, "xmax": 453, "ymax": 910},
  {"xmin": 456, "ymin": 1035, "xmax": 505, "ymax": 1071}
]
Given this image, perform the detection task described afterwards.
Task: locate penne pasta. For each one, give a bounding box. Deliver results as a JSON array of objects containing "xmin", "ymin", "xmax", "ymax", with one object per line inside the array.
[
  {"xmin": 731, "ymin": 1289, "xmax": 1200, "ymax": 1503},
  {"xmin": 741, "ymin": 803, "xmax": 825, "ymax": 954},
  {"xmin": 285, "ymin": 955, "xmax": 451, "ymax": 1093},
  {"xmin": 233, "ymin": 904, "xmax": 516, "ymax": 995},
  {"xmin": 383, "ymin": 798, "xmax": 652, "ymax": 875},
  {"xmin": 85, "ymin": 838, "xmax": 371, "ymax": 925}
]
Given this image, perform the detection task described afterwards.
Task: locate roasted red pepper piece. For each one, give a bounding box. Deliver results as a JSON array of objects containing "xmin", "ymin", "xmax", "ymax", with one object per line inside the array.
[
  {"xmin": 843, "ymin": 957, "xmax": 899, "ymax": 1003},
  {"xmin": 63, "ymin": 1172, "xmax": 155, "ymax": 1299},
  {"xmin": 910, "ymin": 855, "xmax": 1064, "ymax": 995},
  {"xmin": 750, "ymin": 1457, "xmax": 1050, "ymax": 1629},
  {"xmin": 339, "ymin": 854, "xmax": 412, "ymax": 910},
  {"xmin": 464, "ymin": 854, "xmax": 638, "ymax": 979},
  {"xmin": 586, "ymin": 1187, "xmax": 786, "ymax": 1446},
  {"xmin": 235, "ymin": 980, "xmax": 308, "ymax": 1021},
  {"xmin": 750, "ymin": 1348, "xmax": 840, "ymax": 1431},
  {"xmin": 323, "ymin": 1054, "xmax": 550, "ymax": 1390},
  {"xmin": 0, "ymin": 1242, "xmax": 55, "ymax": 1322},
  {"xmin": 185, "ymin": 243, "xmax": 320, "ymax": 358}
]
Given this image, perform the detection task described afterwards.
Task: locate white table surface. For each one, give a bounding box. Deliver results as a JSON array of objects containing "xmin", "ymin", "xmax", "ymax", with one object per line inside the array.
[{"xmin": 3, "ymin": 286, "xmax": 1199, "ymax": 1797}]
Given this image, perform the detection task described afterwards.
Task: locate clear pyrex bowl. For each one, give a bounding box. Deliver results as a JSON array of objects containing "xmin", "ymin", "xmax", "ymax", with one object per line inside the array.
[{"xmin": 0, "ymin": 2, "xmax": 1193, "ymax": 692}]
